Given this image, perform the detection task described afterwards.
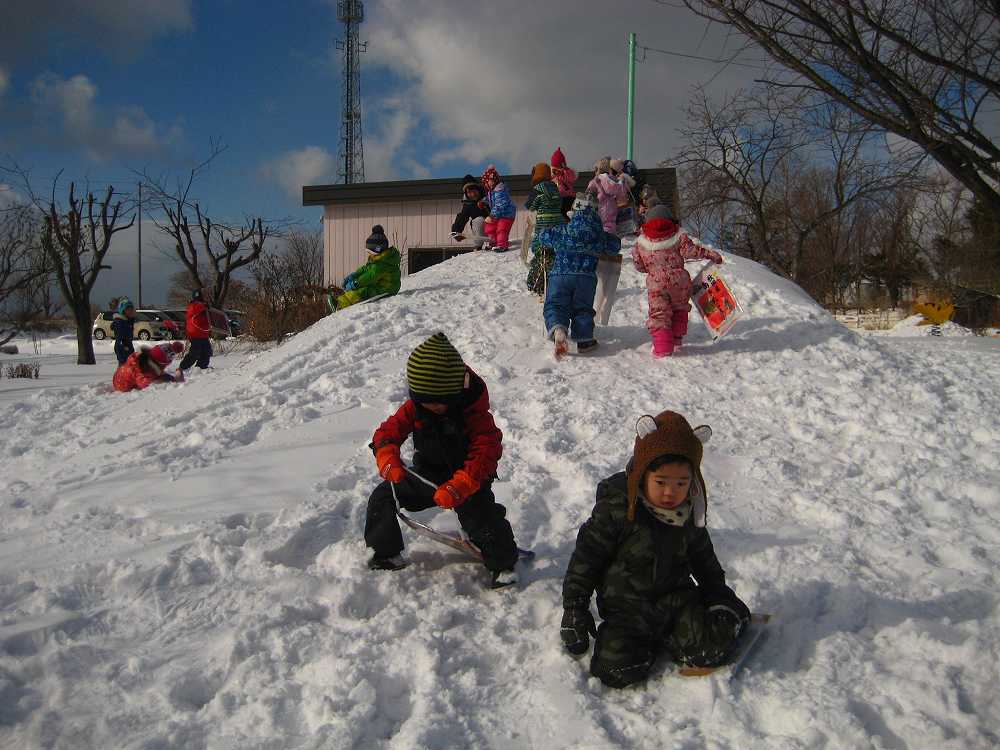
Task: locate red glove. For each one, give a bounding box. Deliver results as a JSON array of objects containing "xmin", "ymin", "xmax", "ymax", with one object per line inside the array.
[
  {"xmin": 375, "ymin": 445, "xmax": 406, "ymax": 483},
  {"xmin": 432, "ymin": 470, "xmax": 479, "ymax": 510}
]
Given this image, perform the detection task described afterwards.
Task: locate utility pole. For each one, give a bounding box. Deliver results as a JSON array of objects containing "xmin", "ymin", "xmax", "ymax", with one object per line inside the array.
[
  {"xmin": 337, "ymin": 1, "xmax": 366, "ymax": 184},
  {"xmin": 626, "ymin": 32, "xmax": 637, "ymax": 162},
  {"xmin": 137, "ymin": 181, "xmax": 142, "ymax": 308}
]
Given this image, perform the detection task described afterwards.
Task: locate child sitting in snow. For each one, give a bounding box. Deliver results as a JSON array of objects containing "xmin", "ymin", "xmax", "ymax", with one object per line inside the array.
[
  {"xmin": 450, "ymin": 174, "xmax": 490, "ymax": 244},
  {"xmin": 550, "ymin": 147, "xmax": 578, "ymax": 219},
  {"xmin": 331, "ymin": 225, "xmax": 402, "ymax": 311},
  {"xmin": 632, "ymin": 205, "xmax": 724, "ymax": 358},
  {"xmin": 560, "ymin": 410, "xmax": 750, "ymax": 688},
  {"xmin": 481, "ymin": 165, "xmax": 516, "ymax": 252},
  {"xmin": 364, "ymin": 332, "xmax": 522, "ymax": 589},
  {"xmin": 113, "ymin": 341, "xmax": 185, "ymax": 392},
  {"xmin": 524, "ymin": 162, "xmax": 565, "ymax": 298},
  {"xmin": 537, "ymin": 193, "xmax": 620, "ymax": 357}
]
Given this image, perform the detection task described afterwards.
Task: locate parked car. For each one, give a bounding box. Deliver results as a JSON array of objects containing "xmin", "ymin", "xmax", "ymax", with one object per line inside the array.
[
  {"xmin": 137, "ymin": 309, "xmax": 183, "ymax": 340},
  {"xmin": 92, "ymin": 311, "xmax": 172, "ymax": 341}
]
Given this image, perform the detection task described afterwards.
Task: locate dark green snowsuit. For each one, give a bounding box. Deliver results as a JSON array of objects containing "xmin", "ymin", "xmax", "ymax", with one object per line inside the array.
[{"xmin": 562, "ymin": 472, "xmax": 748, "ymax": 687}]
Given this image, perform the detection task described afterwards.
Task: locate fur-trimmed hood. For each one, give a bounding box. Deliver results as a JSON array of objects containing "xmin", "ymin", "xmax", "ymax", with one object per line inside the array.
[{"xmin": 637, "ymin": 217, "xmax": 682, "ymax": 250}]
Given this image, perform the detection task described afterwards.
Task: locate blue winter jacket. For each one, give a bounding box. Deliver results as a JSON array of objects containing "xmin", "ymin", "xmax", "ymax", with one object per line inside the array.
[
  {"xmin": 488, "ymin": 182, "xmax": 516, "ymax": 220},
  {"xmin": 537, "ymin": 207, "xmax": 621, "ymax": 276}
]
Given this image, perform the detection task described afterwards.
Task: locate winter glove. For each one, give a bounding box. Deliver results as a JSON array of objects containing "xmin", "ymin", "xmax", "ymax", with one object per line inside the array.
[
  {"xmin": 432, "ymin": 469, "xmax": 479, "ymax": 509},
  {"xmin": 375, "ymin": 444, "xmax": 406, "ymax": 483},
  {"xmin": 560, "ymin": 597, "xmax": 597, "ymax": 655},
  {"xmin": 709, "ymin": 251, "xmax": 724, "ymax": 265},
  {"xmin": 343, "ymin": 272, "xmax": 358, "ymax": 291},
  {"xmin": 703, "ymin": 586, "xmax": 750, "ymax": 635}
]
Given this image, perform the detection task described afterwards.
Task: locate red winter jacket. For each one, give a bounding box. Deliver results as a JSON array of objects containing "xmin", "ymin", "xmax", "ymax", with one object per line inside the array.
[
  {"xmin": 112, "ymin": 352, "xmax": 170, "ymax": 392},
  {"xmin": 186, "ymin": 300, "xmax": 211, "ymax": 339},
  {"xmin": 371, "ymin": 368, "xmax": 503, "ymax": 487}
]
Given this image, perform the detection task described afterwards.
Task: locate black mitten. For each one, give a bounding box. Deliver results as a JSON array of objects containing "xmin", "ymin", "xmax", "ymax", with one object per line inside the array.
[
  {"xmin": 704, "ymin": 586, "xmax": 751, "ymax": 635},
  {"xmin": 560, "ymin": 597, "xmax": 597, "ymax": 655}
]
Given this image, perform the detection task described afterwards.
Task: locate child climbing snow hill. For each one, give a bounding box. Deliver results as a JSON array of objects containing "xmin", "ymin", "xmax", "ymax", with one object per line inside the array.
[
  {"xmin": 550, "ymin": 147, "xmax": 578, "ymax": 218},
  {"xmin": 586, "ymin": 157, "xmax": 628, "ymax": 235},
  {"xmin": 632, "ymin": 205, "xmax": 724, "ymax": 358},
  {"xmin": 525, "ymin": 162, "xmax": 565, "ymax": 297},
  {"xmin": 560, "ymin": 410, "xmax": 750, "ymax": 688},
  {"xmin": 364, "ymin": 332, "xmax": 521, "ymax": 589},
  {"xmin": 333, "ymin": 225, "xmax": 402, "ymax": 310},
  {"xmin": 481, "ymin": 165, "xmax": 516, "ymax": 252},
  {"xmin": 450, "ymin": 174, "xmax": 490, "ymax": 243},
  {"xmin": 537, "ymin": 193, "xmax": 620, "ymax": 357},
  {"xmin": 113, "ymin": 341, "xmax": 185, "ymax": 392}
]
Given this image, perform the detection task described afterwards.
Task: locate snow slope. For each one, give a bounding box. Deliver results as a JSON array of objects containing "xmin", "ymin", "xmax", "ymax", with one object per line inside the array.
[{"xmin": 2, "ymin": 250, "xmax": 999, "ymax": 749}]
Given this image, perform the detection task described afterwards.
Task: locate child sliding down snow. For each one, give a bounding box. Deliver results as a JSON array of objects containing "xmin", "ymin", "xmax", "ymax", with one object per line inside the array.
[
  {"xmin": 560, "ymin": 410, "xmax": 750, "ymax": 688},
  {"xmin": 537, "ymin": 193, "xmax": 620, "ymax": 357},
  {"xmin": 332, "ymin": 225, "xmax": 402, "ymax": 311},
  {"xmin": 364, "ymin": 332, "xmax": 521, "ymax": 589},
  {"xmin": 632, "ymin": 205, "xmax": 724, "ymax": 358}
]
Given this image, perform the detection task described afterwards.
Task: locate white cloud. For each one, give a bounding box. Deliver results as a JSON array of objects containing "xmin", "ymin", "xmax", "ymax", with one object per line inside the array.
[
  {"xmin": 260, "ymin": 146, "xmax": 337, "ymax": 199},
  {"xmin": 360, "ymin": 0, "xmax": 760, "ymax": 175},
  {"xmin": 28, "ymin": 73, "xmax": 182, "ymax": 161}
]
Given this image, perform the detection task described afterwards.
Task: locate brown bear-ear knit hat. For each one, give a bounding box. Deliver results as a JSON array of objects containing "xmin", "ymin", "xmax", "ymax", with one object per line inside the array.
[
  {"xmin": 531, "ymin": 162, "xmax": 552, "ymax": 186},
  {"xmin": 626, "ymin": 410, "xmax": 708, "ymax": 524}
]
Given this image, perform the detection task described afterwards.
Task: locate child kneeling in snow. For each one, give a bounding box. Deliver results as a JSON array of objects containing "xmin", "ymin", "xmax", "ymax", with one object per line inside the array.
[
  {"xmin": 364, "ymin": 332, "xmax": 521, "ymax": 589},
  {"xmin": 331, "ymin": 225, "xmax": 402, "ymax": 311},
  {"xmin": 560, "ymin": 410, "xmax": 750, "ymax": 688},
  {"xmin": 113, "ymin": 341, "xmax": 185, "ymax": 392},
  {"xmin": 537, "ymin": 193, "xmax": 620, "ymax": 357},
  {"xmin": 632, "ymin": 205, "xmax": 723, "ymax": 358}
]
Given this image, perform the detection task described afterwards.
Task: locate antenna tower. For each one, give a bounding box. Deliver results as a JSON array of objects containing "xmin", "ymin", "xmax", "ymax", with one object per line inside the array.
[{"xmin": 336, "ymin": 1, "xmax": 365, "ymax": 184}]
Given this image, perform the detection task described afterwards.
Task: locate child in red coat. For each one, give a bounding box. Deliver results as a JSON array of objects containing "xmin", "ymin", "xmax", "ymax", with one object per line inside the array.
[
  {"xmin": 112, "ymin": 342, "xmax": 185, "ymax": 392},
  {"xmin": 364, "ymin": 332, "xmax": 521, "ymax": 588}
]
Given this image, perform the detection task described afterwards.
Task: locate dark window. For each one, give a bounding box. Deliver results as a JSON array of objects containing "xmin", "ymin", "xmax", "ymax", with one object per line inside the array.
[{"xmin": 101, "ymin": 312, "xmax": 114, "ymax": 321}]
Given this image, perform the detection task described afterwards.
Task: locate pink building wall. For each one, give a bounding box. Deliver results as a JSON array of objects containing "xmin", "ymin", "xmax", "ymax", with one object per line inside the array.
[{"xmin": 323, "ymin": 194, "xmax": 530, "ymax": 286}]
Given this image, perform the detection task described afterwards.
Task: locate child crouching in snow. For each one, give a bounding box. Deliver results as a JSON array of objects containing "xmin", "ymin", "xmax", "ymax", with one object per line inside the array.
[
  {"xmin": 632, "ymin": 205, "xmax": 724, "ymax": 358},
  {"xmin": 537, "ymin": 193, "xmax": 620, "ymax": 357},
  {"xmin": 113, "ymin": 341, "xmax": 185, "ymax": 392},
  {"xmin": 560, "ymin": 410, "xmax": 750, "ymax": 688},
  {"xmin": 364, "ymin": 332, "xmax": 521, "ymax": 589}
]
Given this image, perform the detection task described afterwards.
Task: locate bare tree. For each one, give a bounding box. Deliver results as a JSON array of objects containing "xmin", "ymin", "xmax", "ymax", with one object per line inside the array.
[
  {"xmin": 283, "ymin": 229, "xmax": 324, "ymax": 288},
  {"xmin": 673, "ymin": 85, "xmax": 925, "ymax": 296},
  {"xmin": 244, "ymin": 236, "xmax": 327, "ymax": 343},
  {"xmin": 40, "ymin": 182, "xmax": 135, "ymax": 364},
  {"xmin": 0, "ymin": 203, "xmax": 47, "ymax": 345},
  {"xmin": 683, "ymin": 0, "xmax": 1000, "ymax": 217},
  {"xmin": 144, "ymin": 148, "xmax": 288, "ymax": 308}
]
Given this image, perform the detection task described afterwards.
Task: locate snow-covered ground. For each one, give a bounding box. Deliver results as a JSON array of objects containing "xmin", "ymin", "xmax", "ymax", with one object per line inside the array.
[{"xmin": 2, "ymin": 251, "xmax": 999, "ymax": 749}]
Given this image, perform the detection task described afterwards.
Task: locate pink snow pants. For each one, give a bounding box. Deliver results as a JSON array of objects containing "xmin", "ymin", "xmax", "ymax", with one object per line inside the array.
[{"xmin": 484, "ymin": 217, "xmax": 514, "ymax": 250}]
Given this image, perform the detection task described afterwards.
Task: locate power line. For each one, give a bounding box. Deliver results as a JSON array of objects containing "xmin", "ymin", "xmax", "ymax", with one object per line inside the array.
[{"xmin": 638, "ymin": 43, "xmax": 772, "ymax": 70}]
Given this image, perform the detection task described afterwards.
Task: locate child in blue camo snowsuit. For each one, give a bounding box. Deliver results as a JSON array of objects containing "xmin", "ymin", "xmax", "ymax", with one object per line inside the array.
[{"xmin": 537, "ymin": 193, "xmax": 620, "ymax": 355}]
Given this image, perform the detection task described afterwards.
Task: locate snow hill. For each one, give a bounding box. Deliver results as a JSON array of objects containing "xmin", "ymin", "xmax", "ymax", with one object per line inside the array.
[{"xmin": 2, "ymin": 250, "xmax": 1000, "ymax": 749}]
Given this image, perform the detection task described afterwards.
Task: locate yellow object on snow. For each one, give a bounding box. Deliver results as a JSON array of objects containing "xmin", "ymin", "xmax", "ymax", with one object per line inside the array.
[{"xmin": 913, "ymin": 300, "xmax": 954, "ymax": 326}]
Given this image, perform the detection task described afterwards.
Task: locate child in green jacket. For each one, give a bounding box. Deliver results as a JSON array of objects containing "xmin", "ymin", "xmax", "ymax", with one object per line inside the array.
[
  {"xmin": 560, "ymin": 410, "xmax": 751, "ymax": 688},
  {"xmin": 333, "ymin": 225, "xmax": 402, "ymax": 310}
]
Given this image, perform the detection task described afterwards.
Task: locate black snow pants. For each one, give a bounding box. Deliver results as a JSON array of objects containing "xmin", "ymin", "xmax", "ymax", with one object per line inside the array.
[
  {"xmin": 364, "ymin": 469, "xmax": 518, "ymax": 572},
  {"xmin": 179, "ymin": 338, "xmax": 212, "ymax": 370}
]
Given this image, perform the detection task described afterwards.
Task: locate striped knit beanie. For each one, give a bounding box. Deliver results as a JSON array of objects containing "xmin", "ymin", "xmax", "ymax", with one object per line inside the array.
[{"xmin": 406, "ymin": 332, "xmax": 466, "ymax": 403}]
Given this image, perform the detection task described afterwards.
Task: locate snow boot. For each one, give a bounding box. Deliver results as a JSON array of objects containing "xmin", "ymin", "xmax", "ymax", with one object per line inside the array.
[
  {"xmin": 577, "ymin": 340, "xmax": 599, "ymax": 355},
  {"xmin": 651, "ymin": 329, "xmax": 674, "ymax": 358},
  {"xmin": 368, "ymin": 553, "xmax": 409, "ymax": 571},
  {"xmin": 671, "ymin": 311, "xmax": 689, "ymax": 351},
  {"xmin": 490, "ymin": 568, "xmax": 518, "ymax": 589},
  {"xmin": 553, "ymin": 328, "xmax": 569, "ymax": 360}
]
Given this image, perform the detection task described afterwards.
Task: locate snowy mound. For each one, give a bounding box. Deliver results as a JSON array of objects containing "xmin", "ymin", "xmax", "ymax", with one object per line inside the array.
[
  {"xmin": 2, "ymin": 251, "xmax": 1000, "ymax": 748},
  {"xmin": 884, "ymin": 313, "xmax": 975, "ymax": 337}
]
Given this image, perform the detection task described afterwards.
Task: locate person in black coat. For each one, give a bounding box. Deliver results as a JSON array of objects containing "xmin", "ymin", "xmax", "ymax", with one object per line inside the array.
[
  {"xmin": 450, "ymin": 175, "xmax": 490, "ymax": 242},
  {"xmin": 111, "ymin": 298, "xmax": 136, "ymax": 365}
]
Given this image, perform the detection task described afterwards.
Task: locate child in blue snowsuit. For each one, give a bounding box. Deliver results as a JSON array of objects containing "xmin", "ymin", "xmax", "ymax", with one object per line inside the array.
[
  {"xmin": 537, "ymin": 193, "xmax": 620, "ymax": 355},
  {"xmin": 112, "ymin": 297, "xmax": 136, "ymax": 365}
]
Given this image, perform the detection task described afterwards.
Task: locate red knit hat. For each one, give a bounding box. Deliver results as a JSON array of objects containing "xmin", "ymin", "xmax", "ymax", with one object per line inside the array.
[{"xmin": 551, "ymin": 147, "xmax": 567, "ymax": 168}]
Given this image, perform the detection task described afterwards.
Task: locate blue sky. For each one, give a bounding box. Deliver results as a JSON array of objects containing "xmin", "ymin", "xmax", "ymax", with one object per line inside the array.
[{"xmin": 0, "ymin": 0, "xmax": 761, "ymax": 305}]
